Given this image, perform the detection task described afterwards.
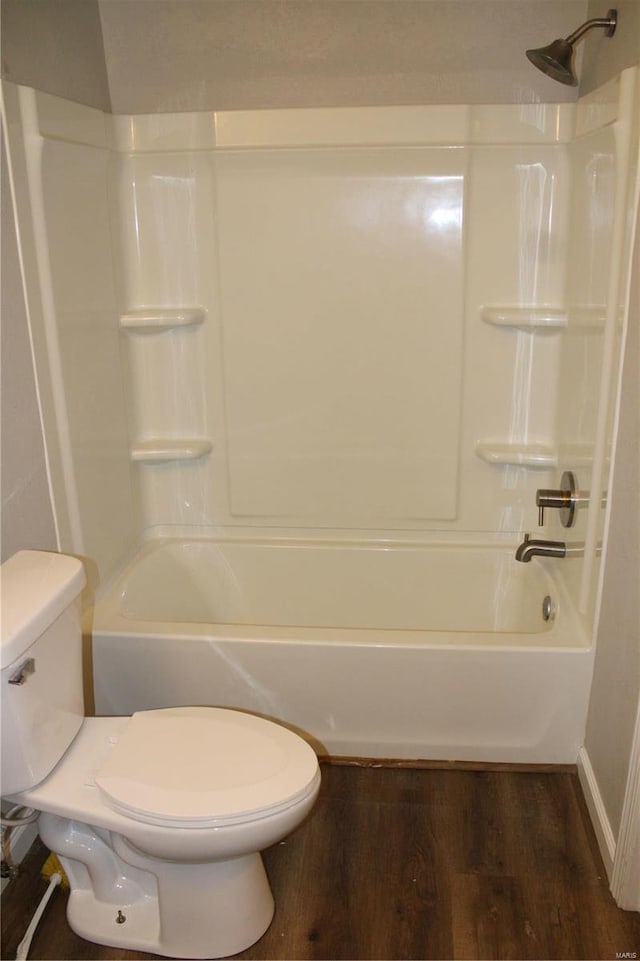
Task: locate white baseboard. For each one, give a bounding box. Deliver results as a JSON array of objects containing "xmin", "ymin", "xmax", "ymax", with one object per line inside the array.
[
  {"xmin": 0, "ymin": 822, "xmax": 38, "ymax": 894},
  {"xmin": 577, "ymin": 746, "xmax": 616, "ymax": 880}
]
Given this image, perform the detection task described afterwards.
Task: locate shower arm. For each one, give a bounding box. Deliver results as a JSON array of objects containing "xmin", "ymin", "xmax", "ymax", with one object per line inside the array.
[{"xmin": 565, "ymin": 12, "xmax": 617, "ymax": 45}]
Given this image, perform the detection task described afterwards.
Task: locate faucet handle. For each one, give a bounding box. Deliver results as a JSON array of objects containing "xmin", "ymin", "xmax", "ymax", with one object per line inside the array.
[{"xmin": 536, "ymin": 471, "xmax": 577, "ymax": 528}]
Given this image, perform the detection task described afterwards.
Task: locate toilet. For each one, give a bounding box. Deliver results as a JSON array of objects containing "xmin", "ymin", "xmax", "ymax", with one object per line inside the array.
[{"xmin": 1, "ymin": 550, "xmax": 321, "ymax": 959}]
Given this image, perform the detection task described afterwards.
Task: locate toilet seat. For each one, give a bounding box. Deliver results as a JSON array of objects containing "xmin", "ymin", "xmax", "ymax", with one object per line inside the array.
[{"xmin": 94, "ymin": 707, "xmax": 319, "ymax": 829}]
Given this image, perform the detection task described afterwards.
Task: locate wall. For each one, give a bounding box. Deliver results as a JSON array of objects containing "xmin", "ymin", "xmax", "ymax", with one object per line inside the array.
[
  {"xmin": 584, "ymin": 215, "xmax": 639, "ymax": 838},
  {"xmin": 0, "ymin": 0, "xmax": 110, "ymax": 111},
  {"xmin": 112, "ymin": 104, "xmax": 575, "ymax": 539},
  {"xmin": 555, "ymin": 81, "xmax": 623, "ymax": 622},
  {"xmin": 2, "ymin": 85, "xmax": 139, "ymax": 582},
  {"xmin": 1, "ymin": 128, "xmax": 57, "ymax": 560},
  {"xmin": 580, "ymin": 1, "xmax": 640, "ymax": 885},
  {"xmin": 3, "ymin": 0, "xmax": 634, "ymax": 115},
  {"xmin": 581, "ymin": 0, "xmax": 640, "ymax": 94},
  {"xmin": 98, "ymin": 0, "xmax": 588, "ymax": 112}
]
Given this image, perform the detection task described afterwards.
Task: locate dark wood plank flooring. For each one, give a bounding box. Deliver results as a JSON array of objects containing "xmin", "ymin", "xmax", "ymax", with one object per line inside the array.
[{"xmin": 2, "ymin": 763, "xmax": 639, "ymax": 960}]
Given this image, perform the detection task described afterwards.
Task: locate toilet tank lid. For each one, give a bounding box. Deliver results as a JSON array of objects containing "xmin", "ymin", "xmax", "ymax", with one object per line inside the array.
[{"xmin": 0, "ymin": 551, "xmax": 86, "ymax": 669}]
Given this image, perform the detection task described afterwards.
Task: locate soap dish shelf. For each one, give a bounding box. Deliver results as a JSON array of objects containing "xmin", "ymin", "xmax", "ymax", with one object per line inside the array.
[
  {"xmin": 475, "ymin": 442, "xmax": 558, "ymax": 469},
  {"xmin": 120, "ymin": 307, "xmax": 206, "ymax": 333},
  {"xmin": 481, "ymin": 307, "xmax": 567, "ymax": 330},
  {"xmin": 130, "ymin": 439, "xmax": 213, "ymax": 464}
]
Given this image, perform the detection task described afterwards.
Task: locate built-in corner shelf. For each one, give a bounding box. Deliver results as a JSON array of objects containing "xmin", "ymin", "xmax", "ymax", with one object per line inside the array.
[
  {"xmin": 476, "ymin": 441, "xmax": 595, "ymax": 470},
  {"xmin": 120, "ymin": 307, "xmax": 206, "ymax": 333},
  {"xmin": 130, "ymin": 439, "xmax": 213, "ymax": 464},
  {"xmin": 481, "ymin": 307, "xmax": 567, "ymax": 330},
  {"xmin": 475, "ymin": 442, "xmax": 558, "ymax": 469}
]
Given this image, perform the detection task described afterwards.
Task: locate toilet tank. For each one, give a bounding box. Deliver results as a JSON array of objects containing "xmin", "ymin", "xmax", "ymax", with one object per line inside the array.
[{"xmin": 1, "ymin": 551, "xmax": 86, "ymax": 795}]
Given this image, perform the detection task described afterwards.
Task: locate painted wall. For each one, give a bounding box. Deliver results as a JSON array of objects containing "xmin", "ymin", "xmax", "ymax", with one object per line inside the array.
[
  {"xmin": 582, "ymin": 0, "xmax": 640, "ymax": 93},
  {"xmin": 2, "ymin": 0, "xmax": 636, "ymax": 116},
  {"xmin": 584, "ymin": 214, "xmax": 639, "ymax": 838},
  {"xmin": 580, "ymin": 2, "xmax": 640, "ymax": 858},
  {"xmin": 97, "ymin": 0, "xmax": 589, "ymax": 112},
  {"xmin": 0, "ymin": 129, "xmax": 57, "ymax": 560},
  {"xmin": 0, "ymin": 0, "xmax": 110, "ymax": 111}
]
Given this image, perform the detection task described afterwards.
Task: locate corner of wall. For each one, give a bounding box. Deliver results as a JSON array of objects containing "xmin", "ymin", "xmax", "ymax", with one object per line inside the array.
[
  {"xmin": 577, "ymin": 746, "xmax": 616, "ymax": 878},
  {"xmin": 1, "ymin": 110, "xmax": 58, "ymax": 561},
  {"xmin": 580, "ymin": 1, "xmax": 640, "ymax": 95},
  {"xmin": 0, "ymin": 0, "xmax": 111, "ymax": 112}
]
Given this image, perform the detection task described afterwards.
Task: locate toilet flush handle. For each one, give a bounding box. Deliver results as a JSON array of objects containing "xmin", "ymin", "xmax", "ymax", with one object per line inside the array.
[{"xmin": 8, "ymin": 657, "xmax": 36, "ymax": 686}]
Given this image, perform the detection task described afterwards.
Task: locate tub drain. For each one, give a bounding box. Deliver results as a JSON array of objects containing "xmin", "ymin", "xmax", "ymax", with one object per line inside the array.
[{"xmin": 542, "ymin": 595, "xmax": 555, "ymax": 622}]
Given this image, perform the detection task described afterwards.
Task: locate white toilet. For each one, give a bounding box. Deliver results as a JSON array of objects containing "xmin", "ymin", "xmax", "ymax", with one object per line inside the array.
[{"xmin": 1, "ymin": 550, "xmax": 321, "ymax": 959}]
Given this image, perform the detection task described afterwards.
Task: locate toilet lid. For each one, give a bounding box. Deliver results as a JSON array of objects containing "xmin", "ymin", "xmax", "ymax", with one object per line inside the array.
[{"xmin": 94, "ymin": 707, "xmax": 319, "ymax": 828}]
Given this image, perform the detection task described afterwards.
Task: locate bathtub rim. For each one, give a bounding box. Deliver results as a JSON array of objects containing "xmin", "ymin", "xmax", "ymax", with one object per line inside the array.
[
  {"xmin": 90, "ymin": 605, "xmax": 591, "ymax": 655},
  {"xmin": 88, "ymin": 532, "xmax": 592, "ymax": 651}
]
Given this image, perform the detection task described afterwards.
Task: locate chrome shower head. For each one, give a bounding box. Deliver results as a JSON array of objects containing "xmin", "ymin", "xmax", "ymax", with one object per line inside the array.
[{"xmin": 526, "ymin": 8, "xmax": 617, "ymax": 86}]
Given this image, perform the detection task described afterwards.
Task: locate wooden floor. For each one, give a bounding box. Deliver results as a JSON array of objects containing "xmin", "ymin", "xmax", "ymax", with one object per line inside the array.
[{"xmin": 2, "ymin": 763, "xmax": 639, "ymax": 960}]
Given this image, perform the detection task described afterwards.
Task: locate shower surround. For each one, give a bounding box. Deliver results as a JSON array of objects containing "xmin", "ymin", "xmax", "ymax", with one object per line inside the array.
[{"xmin": 2, "ymin": 68, "xmax": 637, "ymax": 761}]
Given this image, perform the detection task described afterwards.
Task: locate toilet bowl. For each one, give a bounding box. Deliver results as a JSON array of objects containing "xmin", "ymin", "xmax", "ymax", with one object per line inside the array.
[{"xmin": 1, "ymin": 551, "xmax": 320, "ymax": 959}]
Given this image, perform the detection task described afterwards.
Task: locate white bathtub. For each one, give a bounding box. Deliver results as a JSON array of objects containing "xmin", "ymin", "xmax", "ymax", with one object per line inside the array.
[{"xmin": 91, "ymin": 537, "xmax": 594, "ymax": 764}]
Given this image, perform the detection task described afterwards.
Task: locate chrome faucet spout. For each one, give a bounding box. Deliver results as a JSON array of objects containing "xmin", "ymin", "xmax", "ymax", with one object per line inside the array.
[{"xmin": 515, "ymin": 534, "xmax": 567, "ymax": 563}]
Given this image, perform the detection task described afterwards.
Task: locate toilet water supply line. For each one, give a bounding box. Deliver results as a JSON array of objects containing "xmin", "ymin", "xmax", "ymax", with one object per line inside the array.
[
  {"xmin": 15, "ymin": 871, "xmax": 62, "ymax": 961},
  {"xmin": 1, "ymin": 806, "xmax": 61, "ymax": 961},
  {"xmin": 0, "ymin": 806, "xmax": 39, "ymax": 828},
  {"xmin": 1, "ymin": 806, "xmax": 39, "ymax": 879}
]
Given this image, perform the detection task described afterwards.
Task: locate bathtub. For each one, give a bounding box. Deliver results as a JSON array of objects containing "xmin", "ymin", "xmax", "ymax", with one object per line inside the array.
[{"xmin": 90, "ymin": 537, "xmax": 594, "ymax": 764}]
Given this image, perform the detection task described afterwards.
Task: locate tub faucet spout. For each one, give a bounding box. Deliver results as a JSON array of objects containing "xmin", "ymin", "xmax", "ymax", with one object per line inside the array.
[{"xmin": 515, "ymin": 533, "xmax": 567, "ymax": 563}]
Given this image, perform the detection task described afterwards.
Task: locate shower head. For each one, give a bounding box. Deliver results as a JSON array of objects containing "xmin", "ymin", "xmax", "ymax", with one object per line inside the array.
[
  {"xmin": 526, "ymin": 38, "xmax": 579, "ymax": 86},
  {"xmin": 526, "ymin": 8, "xmax": 617, "ymax": 86}
]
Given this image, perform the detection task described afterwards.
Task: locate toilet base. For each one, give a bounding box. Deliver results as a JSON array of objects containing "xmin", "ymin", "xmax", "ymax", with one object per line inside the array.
[
  {"xmin": 40, "ymin": 813, "xmax": 275, "ymax": 959},
  {"xmin": 66, "ymin": 848, "xmax": 275, "ymax": 959},
  {"xmin": 67, "ymin": 889, "xmax": 161, "ymax": 955}
]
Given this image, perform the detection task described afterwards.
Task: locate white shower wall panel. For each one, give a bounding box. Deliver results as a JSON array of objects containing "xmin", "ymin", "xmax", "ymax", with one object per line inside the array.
[
  {"xmin": 215, "ymin": 147, "xmax": 465, "ymax": 523},
  {"xmin": 557, "ymin": 121, "xmax": 616, "ymax": 476},
  {"xmin": 112, "ymin": 149, "xmax": 221, "ymax": 531},
  {"xmin": 41, "ymin": 140, "xmax": 137, "ymax": 574},
  {"xmin": 2, "ymin": 84, "xmax": 138, "ymax": 581},
  {"xmin": 467, "ymin": 147, "xmax": 570, "ymax": 306},
  {"xmin": 554, "ymin": 121, "xmax": 616, "ymax": 615},
  {"xmin": 124, "ymin": 330, "xmax": 208, "ymax": 447},
  {"xmin": 460, "ymin": 144, "xmax": 569, "ymax": 531},
  {"xmin": 113, "ymin": 104, "xmax": 575, "ymax": 535},
  {"xmin": 114, "ymin": 151, "xmax": 217, "ymax": 308},
  {"xmin": 5, "ymin": 74, "xmax": 638, "ymax": 659},
  {"xmin": 559, "ymin": 125, "xmax": 617, "ymax": 465},
  {"xmin": 114, "ymin": 152, "xmax": 216, "ymax": 453},
  {"xmin": 556, "ymin": 71, "xmax": 639, "ymax": 617}
]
